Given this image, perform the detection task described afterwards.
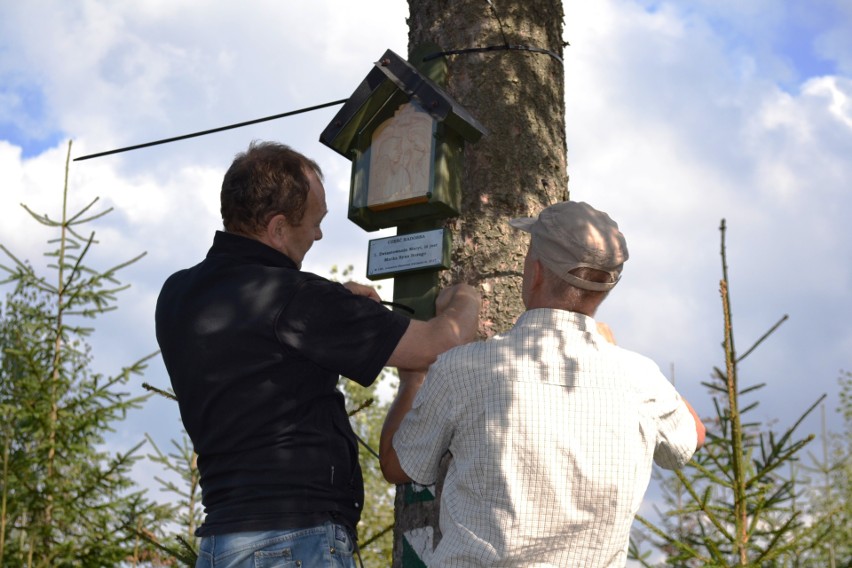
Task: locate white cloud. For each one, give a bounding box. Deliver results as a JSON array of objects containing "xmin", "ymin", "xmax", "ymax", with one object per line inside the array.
[{"xmin": 564, "ymin": 1, "xmax": 850, "ymax": 433}]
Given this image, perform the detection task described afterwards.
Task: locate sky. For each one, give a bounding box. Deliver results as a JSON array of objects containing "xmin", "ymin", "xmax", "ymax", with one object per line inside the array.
[{"xmin": 1, "ymin": 0, "xmax": 850, "ymax": 544}]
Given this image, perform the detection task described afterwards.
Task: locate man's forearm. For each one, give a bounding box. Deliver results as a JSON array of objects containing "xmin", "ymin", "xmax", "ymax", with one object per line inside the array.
[{"xmin": 380, "ymin": 370, "xmax": 426, "ymax": 484}]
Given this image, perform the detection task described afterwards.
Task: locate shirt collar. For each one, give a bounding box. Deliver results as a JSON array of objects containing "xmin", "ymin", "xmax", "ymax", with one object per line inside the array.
[
  {"xmin": 208, "ymin": 230, "xmax": 298, "ymax": 269},
  {"xmin": 516, "ymin": 308, "xmax": 597, "ymax": 333}
]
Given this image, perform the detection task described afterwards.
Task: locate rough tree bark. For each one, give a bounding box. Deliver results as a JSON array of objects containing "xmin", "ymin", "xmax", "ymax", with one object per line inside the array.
[{"xmin": 393, "ymin": 1, "xmax": 567, "ymax": 565}]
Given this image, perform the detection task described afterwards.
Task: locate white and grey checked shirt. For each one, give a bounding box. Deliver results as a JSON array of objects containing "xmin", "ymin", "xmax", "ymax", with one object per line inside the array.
[{"xmin": 394, "ymin": 309, "xmax": 698, "ymax": 567}]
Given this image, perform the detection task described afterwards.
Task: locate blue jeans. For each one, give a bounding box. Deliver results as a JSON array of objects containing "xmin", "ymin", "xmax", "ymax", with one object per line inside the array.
[{"xmin": 196, "ymin": 522, "xmax": 357, "ymax": 568}]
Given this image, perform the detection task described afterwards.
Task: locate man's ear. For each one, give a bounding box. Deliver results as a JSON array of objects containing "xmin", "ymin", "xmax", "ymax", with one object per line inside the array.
[
  {"xmin": 264, "ymin": 214, "xmax": 287, "ymax": 248},
  {"xmin": 531, "ymin": 258, "xmax": 546, "ymax": 290}
]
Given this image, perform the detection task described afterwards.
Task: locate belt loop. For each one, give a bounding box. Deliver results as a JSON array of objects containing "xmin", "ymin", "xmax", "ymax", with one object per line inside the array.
[{"xmin": 325, "ymin": 520, "xmax": 336, "ymax": 552}]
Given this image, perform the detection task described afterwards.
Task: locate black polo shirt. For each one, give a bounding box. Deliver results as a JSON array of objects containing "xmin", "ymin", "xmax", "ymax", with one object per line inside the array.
[{"xmin": 155, "ymin": 231, "xmax": 410, "ymax": 535}]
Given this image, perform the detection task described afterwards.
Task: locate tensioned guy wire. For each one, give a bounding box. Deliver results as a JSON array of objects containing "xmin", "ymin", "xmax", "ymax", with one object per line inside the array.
[
  {"xmin": 73, "ymin": 98, "xmax": 348, "ymax": 161},
  {"xmin": 75, "ymin": 0, "xmax": 567, "ymax": 161}
]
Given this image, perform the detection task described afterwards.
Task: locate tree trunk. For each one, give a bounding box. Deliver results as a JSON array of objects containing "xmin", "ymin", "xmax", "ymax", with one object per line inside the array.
[{"xmin": 393, "ymin": 2, "xmax": 567, "ymax": 565}]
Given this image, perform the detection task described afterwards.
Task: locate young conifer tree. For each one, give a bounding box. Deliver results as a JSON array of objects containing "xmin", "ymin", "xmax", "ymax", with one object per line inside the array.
[
  {"xmin": 0, "ymin": 142, "xmax": 171, "ymax": 566},
  {"xmin": 142, "ymin": 427, "xmax": 202, "ymax": 566},
  {"xmin": 794, "ymin": 371, "xmax": 852, "ymax": 567},
  {"xmin": 629, "ymin": 220, "xmax": 828, "ymax": 567}
]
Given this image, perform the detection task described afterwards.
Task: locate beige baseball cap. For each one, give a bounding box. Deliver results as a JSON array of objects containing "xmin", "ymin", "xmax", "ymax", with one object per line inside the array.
[{"xmin": 509, "ymin": 201, "xmax": 629, "ymax": 292}]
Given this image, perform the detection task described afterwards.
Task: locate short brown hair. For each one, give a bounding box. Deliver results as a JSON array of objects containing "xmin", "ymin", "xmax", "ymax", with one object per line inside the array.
[{"xmin": 220, "ymin": 141, "xmax": 323, "ymax": 235}]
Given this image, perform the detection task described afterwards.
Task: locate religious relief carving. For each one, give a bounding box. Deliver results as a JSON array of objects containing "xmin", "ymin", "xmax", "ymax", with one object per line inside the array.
[{"xmin": 367, "ymin": 102, "xmax": 434, "ymax": 210}]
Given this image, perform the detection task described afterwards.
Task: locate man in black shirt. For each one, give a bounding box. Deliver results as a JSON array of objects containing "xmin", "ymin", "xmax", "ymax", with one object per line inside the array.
[{"xmin": 155, "ymin": 141, "xmax": 479, "ymax": 568}]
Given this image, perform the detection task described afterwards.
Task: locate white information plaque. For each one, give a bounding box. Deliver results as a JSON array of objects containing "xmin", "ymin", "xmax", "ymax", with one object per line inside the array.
[{"xmin": 367, "ymin": 229, "xmax": 446, "ymax": 279}]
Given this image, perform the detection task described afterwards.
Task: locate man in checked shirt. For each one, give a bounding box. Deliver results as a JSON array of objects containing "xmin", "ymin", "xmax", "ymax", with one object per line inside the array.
[{"xmin": 380, "ymin": 201, "xmax": 706, "ymax": 567}]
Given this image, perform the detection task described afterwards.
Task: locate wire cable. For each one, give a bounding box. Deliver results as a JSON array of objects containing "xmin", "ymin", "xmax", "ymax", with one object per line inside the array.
[
  {"xmin": 422, "ymin": 44, "xmax": 563, "ymax": 65},
  {"xmin": 422, "ymin": 0, "xmax": 563, "ymax": 65},
  {"xmin": 73, "ymin": 98, "xmax": 348, "ymax": 161},
  {"xmin": 73, "ymin": 0, "xmax": 566, "ymax": 161}
]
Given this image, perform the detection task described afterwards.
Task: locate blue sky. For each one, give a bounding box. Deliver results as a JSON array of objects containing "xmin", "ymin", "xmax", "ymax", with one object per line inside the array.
[
  {"xmin": 0, "ymin": 85, "xmax": 65, "ymax": 157},
  {"xmin": 1, "ymin": 0, "xmax": 850, "ymax": 550}
]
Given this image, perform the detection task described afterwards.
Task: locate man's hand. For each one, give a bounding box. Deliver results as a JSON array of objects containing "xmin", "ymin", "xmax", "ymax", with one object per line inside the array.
[
  {"xmin": 435, "ymin": 283, "xmax": 478, "ymax": 312},
  {"xmin": 683, "ymin": 398, "xmax": 706, "ymax": 449},
  {"xmin": 435, "ymin": 283, "xmax": 481, "ymax": 344},
  {"xmin": 343, "ymin": 281, "xmax": 381, "ymax": 302},
  {"xmin": 387, "ymin": 283, "xmax": 480, "ymax": 371},
  {"xmin": 596, "ymin": 322, "xmax": 616, "ymax": 345}
]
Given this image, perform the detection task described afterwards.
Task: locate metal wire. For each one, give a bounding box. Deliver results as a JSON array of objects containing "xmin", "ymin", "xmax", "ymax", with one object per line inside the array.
[{"xmin": 73, "ymin": 98, "xmax": 348, "ymax": 161}]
